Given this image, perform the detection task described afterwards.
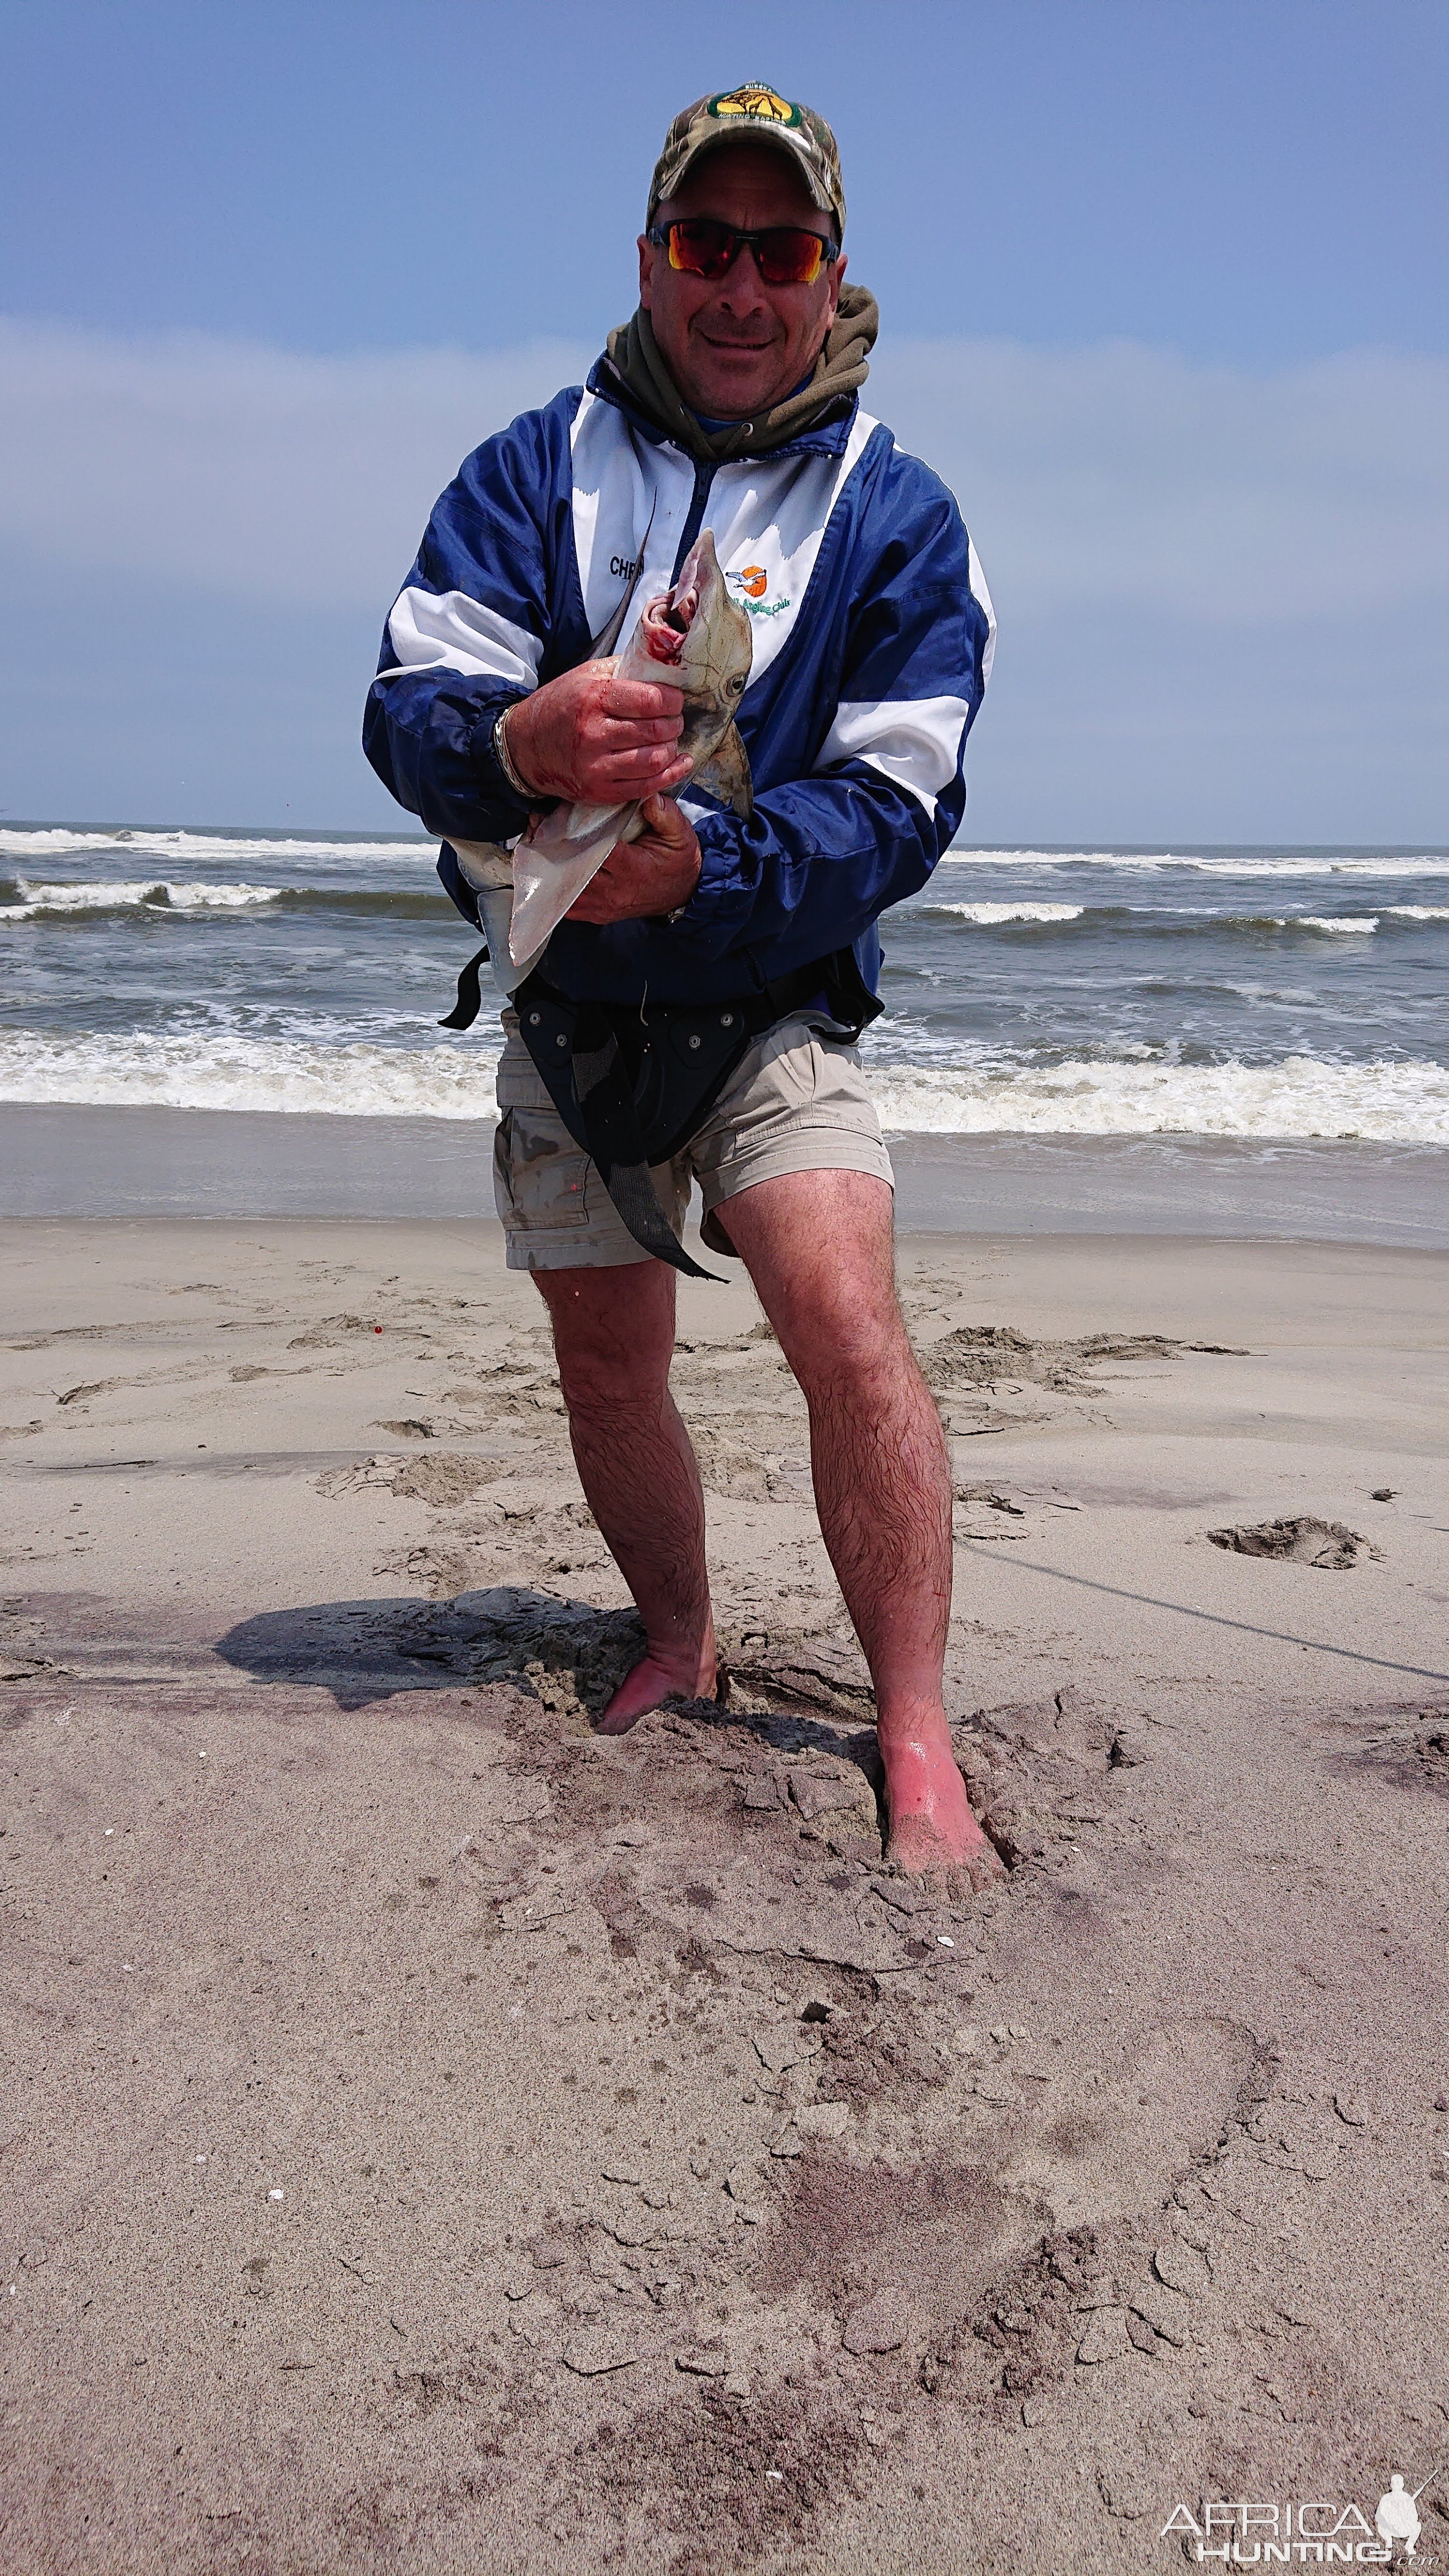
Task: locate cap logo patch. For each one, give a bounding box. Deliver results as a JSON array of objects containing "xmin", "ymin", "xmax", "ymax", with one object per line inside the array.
[{"xmin": 708, "ymin": 84, "xmax": 801, "ymax": 128}]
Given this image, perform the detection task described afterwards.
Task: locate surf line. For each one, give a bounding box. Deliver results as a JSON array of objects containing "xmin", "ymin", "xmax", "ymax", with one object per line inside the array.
[{"xmin": 956, "ymin": 1549, "xmax": 1449, "ymax": 1686}]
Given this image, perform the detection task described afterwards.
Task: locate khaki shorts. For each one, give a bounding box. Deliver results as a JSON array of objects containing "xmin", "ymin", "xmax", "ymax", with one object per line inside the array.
[{"xmin": 492, "ymin": 1008, "xmax": 894, "ymax": 1270}]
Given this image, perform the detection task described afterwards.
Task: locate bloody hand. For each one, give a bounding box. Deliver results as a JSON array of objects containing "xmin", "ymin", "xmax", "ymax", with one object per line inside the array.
[
  {"xmin": 564, "ymin": 795, "xmax": 703, "ymax": 925},
  {"xmin": 503, "ymin": 662, "xmax": 692, "ymax": 804}
]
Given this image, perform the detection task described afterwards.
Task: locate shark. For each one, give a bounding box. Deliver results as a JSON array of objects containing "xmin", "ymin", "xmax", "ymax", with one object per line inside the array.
[{"xmin": 450, "ymin": 528, "xmax": 753, "ymax": 982}]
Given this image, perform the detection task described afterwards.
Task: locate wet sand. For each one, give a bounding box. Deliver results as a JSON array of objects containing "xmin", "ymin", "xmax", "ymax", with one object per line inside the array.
[
  {"xmin": 1, "ymin": 1217, "xmax": 1447, "ymax": 2573},
  {"xmin": 5, "ymin": 1103, "xmax": 1449, "ymax": 1248}
]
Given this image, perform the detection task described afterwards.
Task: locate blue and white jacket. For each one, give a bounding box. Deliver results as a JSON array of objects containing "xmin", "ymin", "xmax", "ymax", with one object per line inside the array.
[{"xmin": 363, "ymin": 360, "xmax": 995, "ymax": 1008}]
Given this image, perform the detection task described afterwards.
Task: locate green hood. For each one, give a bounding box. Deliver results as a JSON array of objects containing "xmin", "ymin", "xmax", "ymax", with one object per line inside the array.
[{"xmin": 597, "ymin": 283, "xmax": 879, "ymax": 462}]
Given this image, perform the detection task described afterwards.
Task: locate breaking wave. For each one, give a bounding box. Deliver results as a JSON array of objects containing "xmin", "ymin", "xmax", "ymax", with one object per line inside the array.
[
  {"xmin": 0, "ymin": 1031, "xmax": 501, "ymax": 1119},
  {"xmin": 908, "ymin": 903, "xmax": 1449, "ymax": 938},
  {"xmin": 0, "ymin": 877, "xmax": 453, "ymax": 922},
  {"xmin": 2, "ymin": 1032, "xmax": 1445, "ymax": 1145},
  {"xmin": 922, "ymin": 900, "xmax": 1085, "ymax": 925},
  {"xmin": 8, "ymin": 883, "xmax": 1442, "ymax": 939},
  {"xmin": 1287, "ymin": 915, "xmax": 1378, "ymax": 935},
  {"xmin": 946, "ymin": 848, "xmax": 1449, "ymax": 879},
  {"xmin": 0, "ymin": 879, "xmax": 288, "ymax": 919},
  {"xmin": 0, "ymin": 826, "xmax": 431, "ymax": 866},
  {"xmin": 867, "ymin": 1053, "xmax": 1449, "ymax": 1143}
]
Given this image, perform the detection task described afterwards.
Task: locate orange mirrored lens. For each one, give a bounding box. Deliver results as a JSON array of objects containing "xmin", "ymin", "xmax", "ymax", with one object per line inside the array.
[
  {"xmin": 667, "ymin": 221, "xmax": 827, "ymax": 286},
  {"xmin": 756, "ymin": 230, "xmax": 827, "ymax": 285},
  {"xmin": 666, "ymin": 223, "xmax": 735, "ymax": 278}
]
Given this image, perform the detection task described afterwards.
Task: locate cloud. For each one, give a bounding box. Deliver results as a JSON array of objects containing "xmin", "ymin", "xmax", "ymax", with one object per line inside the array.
[
  {"xmin": 1, "ymin": 314, "xmax": 1445, "ymax": 835},
  {"xmin": 3, "ymin": 315, "xmax": 1445, "ymax": 624},
  {"xmin": 874, "ymin": 337, "xmax": 1449, "ymax": 625},
  {"xmin": 0, "ymin": 317, "xmax": 592, "ymax": 610}
]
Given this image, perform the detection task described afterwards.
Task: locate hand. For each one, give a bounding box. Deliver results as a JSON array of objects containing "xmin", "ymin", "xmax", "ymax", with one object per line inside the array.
[
  {"xmin": 502, "ymin": 659, "xmax": 692, "ymax": 805},
  {"xmin": 565, "ymin": 795, "xmax": 702, "ymax": 926}
]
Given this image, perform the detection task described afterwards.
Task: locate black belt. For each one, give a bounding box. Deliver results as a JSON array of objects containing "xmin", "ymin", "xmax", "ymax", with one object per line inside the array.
[{"xmin": 441, "ymin": 943, "xmax": 882, "ymax": 1279}]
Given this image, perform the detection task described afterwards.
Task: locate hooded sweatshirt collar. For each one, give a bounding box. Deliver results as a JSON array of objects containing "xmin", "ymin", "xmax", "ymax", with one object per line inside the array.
[{"xmin": 592, "ymin": 283, "xmax": 878, "ymax": 463}]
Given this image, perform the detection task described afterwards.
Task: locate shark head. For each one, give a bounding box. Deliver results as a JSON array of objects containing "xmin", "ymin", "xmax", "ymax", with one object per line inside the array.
[{"xmin": 635, "ymin": 529, "xmax": 753, "ymax": 720}]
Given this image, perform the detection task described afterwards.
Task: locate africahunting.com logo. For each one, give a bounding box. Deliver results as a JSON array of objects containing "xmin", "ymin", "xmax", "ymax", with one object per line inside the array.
[
  {"xmin": 1162, "ymin": 2468, "xmax": 1435, "ymax": 2562},
  {"xmin": 707, "ymin": 85, "xmax": 802, "ymax": 129}
]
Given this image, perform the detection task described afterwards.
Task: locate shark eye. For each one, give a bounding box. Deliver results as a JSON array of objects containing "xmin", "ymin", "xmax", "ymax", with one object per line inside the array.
[{"xmin": 727, "ymin": 673, "xmax": 746, "ymax": 695}]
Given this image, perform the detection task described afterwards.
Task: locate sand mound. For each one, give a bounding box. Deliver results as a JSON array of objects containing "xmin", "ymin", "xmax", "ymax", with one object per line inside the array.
[{"xmin": 1207, "ymin": 1515, "xmax": 1377, "ymax": 1567}]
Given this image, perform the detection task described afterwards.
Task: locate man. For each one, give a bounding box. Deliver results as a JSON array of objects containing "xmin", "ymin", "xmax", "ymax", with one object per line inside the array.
[{"xmin": 364, "ymin": 84, "xmax": 998, "ymax": 1882}]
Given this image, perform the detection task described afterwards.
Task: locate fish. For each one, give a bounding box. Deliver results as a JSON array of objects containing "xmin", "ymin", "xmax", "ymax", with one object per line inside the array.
[{"xmin": 451, "ymin": 528, "xmax": 753, "ymax": 980}]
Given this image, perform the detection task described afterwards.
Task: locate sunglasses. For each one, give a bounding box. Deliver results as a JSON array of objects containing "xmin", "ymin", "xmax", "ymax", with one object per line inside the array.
[{"xmin": 648, "ymin": 217, "xmax": 839, "ymax": 287}]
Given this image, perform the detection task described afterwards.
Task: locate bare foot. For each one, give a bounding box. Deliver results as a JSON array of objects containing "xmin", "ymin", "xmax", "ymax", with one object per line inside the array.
[
  {"xmin": 596, "ymin": 1629, "xmax": 717, "ymax": 1736},
  {"xmin": 880, "ymin": 1707, "xmax": 1005, "ymax": 1889}
]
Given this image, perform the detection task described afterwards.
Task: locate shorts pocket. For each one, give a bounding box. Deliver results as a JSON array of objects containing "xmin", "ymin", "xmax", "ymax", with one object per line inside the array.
[
  {"xmin": 493, "ymin": 1103, "xmax": 592, "ymax": 1232},
  {"xmin": 800, "ymin": 1035, "xmax": 876, "ymax": 1128}
]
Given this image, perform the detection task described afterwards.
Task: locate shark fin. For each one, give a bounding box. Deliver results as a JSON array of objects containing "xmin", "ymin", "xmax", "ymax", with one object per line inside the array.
[
  {"xmin": 691, "ymin": 722, "xmax": 753, "ymax": 819},
  {"xmin": 593, "ymin": 1161, "xmax": 722, "ymax": 1281},
  {"xmin": 509, "ymin": 803, "xmax": 640, "ymax": 961},
  {"xmin": 449, "ymin": 836, "xmax": 514, "ymax": 891}
]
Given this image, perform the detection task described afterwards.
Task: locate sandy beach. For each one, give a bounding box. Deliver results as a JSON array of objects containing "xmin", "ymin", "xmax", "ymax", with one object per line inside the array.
[{"xmin": 2, "ymin": 1211, "xmax": 1448, "ymax": 2572}]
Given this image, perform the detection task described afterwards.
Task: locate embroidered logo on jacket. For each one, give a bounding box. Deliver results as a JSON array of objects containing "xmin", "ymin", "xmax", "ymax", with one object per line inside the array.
[{"xmin": 726, "ymin": 565, "xmax": 790, "ymax": 619}]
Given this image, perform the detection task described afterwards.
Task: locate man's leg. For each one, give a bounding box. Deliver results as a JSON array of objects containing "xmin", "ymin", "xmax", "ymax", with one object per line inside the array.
[
  {"xmin": 719, "ymin": 1168, "xmax": 1000, "ymax": 1881},
  {"xmin": 532, "ymin": 1260, "xmax": 716, "ymax": 1732}
]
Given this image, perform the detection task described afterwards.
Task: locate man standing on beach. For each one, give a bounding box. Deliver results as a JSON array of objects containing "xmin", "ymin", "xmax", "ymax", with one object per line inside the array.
[{"xmin": 365, "ymin": 85, "xmax": 997, "ymax": 1879}]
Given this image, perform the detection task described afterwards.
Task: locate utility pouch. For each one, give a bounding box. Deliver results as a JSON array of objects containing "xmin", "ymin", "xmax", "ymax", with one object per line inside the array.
[{"xmin": 510, "ymin": 950, "xmax": 883, "ymax": 1279}]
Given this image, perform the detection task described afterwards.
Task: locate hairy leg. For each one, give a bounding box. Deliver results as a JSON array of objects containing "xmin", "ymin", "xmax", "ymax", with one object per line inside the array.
[
  {"xmin": 533, "ymin": 1260, "xmax": 715, "ymax": 1730},
  {"xmin": 720, "ymin": 1170, "xmax": 1000, "ymax": 1882}
]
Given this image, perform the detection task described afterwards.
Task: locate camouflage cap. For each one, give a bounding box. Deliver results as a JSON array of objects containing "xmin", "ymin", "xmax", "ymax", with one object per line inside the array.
[{"xmin": 648, "ymin": 82, "xmax": 846, "ymax": 237}]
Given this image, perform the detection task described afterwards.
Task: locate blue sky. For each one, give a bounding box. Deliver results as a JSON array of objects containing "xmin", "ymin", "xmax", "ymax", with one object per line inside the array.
[{"xmin": 3, "ymin": 0, "xmax": 1446, "ymax": 839}]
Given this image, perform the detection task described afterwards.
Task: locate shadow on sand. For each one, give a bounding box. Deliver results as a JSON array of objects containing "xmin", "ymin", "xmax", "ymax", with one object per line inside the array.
[
  {"xmin": 213, "ymin": 1586, "xmax": 881, "ymax": 1783},
  {"xmin": 213, "ymin": 1584, "xmax": 645, "ymax": 1713}
]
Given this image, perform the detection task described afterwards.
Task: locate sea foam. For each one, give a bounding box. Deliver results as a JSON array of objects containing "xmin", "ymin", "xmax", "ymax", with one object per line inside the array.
[
  {"xmin": 941, "ymin": 849, "xmax": 1449, "ymax": 881},
  {"xmin": 0, "ymin": 827, "xmax": 432, "ymax": 865},
  {"xmin": 866, "ymin": 1053, "xmax": 1449, "ymax": 1143},
  {"xmin": 923, "ymin": 901, "xmax": 1085, "ymax": 925},
  {"xmin": 0, "ymin": 879, "xmax": 288, "ymax": 919},
  {"xmin": 2, "ymin": 1032, "xmax": 1445, "ymax": 1145},
  {"xmin": 0, "ymin": 1031, "xmax": 501, "ymax": 1119}
]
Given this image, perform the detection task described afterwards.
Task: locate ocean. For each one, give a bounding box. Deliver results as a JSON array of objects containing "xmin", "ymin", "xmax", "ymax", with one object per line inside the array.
[{"xmin": 4, "ymin": 825, "xmax": 1448, "ymax": 1149}]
